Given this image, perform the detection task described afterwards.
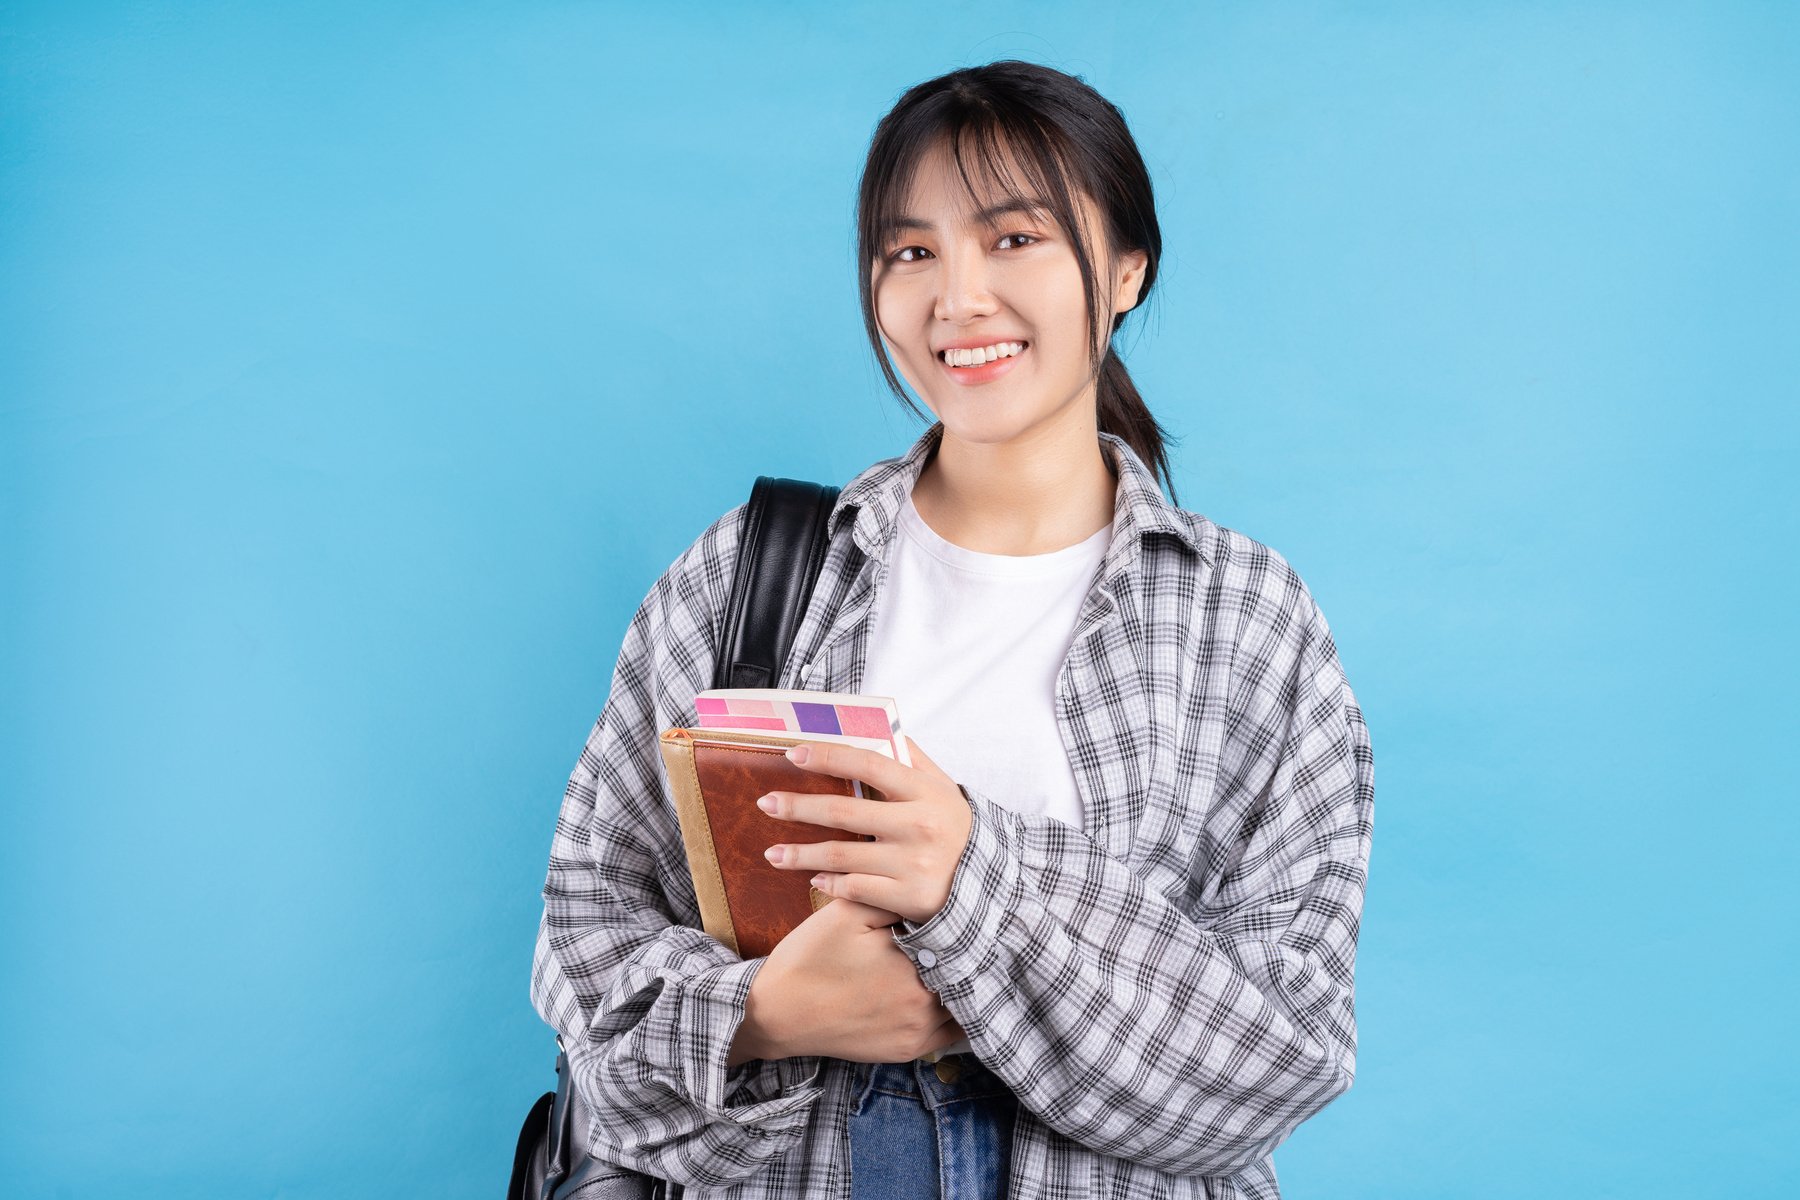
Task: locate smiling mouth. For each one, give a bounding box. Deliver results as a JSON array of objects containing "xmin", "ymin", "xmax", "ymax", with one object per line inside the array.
[{"xmin": 938, "ymin": 341, "xmax": 1029, "ymax": 368}]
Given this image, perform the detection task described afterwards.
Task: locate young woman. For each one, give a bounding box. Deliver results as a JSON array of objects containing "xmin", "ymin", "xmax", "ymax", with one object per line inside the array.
[{"xmin": 531, "ymin": 61, "xmax": 1375, "ymax": 1200}]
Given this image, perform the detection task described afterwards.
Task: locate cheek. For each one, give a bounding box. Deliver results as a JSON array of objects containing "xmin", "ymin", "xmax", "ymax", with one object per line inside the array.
[
  {"xmin": 876, "ymin": 294, "xmax": 937, "ymax": 364},
  {"xmin": 872, "ymin": 286, "xmax": 913, "ymax": 348},
  {"xmin": 1026, "ymin": 265, "xmax": 1095, "ymax": 345},
  {"xmin": 1059, "ymin": 278, "xmax": 1095, "ymax": 330}
]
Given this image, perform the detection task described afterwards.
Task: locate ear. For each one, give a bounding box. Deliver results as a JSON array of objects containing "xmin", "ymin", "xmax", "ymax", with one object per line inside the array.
[{"xmin": 1113, "ymin": 248, "xmax": 1150, "ymax": 314}]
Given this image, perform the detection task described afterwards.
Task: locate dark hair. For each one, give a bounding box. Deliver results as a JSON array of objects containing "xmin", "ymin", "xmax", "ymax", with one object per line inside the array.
[{"xmin": 855, "ymin": 59, "xmax": 1180, "ymax": 504}]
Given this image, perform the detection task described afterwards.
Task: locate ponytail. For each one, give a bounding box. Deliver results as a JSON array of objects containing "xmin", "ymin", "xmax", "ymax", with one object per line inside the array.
[{"xmin": 1097, "ymin": 345, "xmax": 1180, "ymax": 508}]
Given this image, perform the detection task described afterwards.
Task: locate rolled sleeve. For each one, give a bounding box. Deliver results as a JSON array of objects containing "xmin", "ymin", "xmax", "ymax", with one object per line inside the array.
[
  {"xmin": 682, "ymin": 957, "xmax": 826, "ymax": 1128},
  {"xmin": 890, "ymin": 783, "xmax": 1021, "ymax": 993}
]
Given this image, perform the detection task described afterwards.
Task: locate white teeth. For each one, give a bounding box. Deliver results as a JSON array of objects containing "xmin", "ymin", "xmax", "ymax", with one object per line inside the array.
[{"xmin": 943, "ymin": 341, "xmax": 1025, "ymax": 367}]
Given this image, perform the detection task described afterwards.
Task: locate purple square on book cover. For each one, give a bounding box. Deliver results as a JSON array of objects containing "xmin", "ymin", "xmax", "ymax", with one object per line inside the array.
[{"xmin": 792, "ymin": 702, "xmax": 842, "ymax": 735}]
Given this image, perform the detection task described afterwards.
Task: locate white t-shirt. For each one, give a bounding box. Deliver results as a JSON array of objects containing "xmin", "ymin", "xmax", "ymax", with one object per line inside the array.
[
  {"xmin": 864, "ymin": 484, "xmax": 1110, "ymax": 844},
  {"xmin": 862, "ymin": 486, "xmax": 1109, "ymax": 1059}
]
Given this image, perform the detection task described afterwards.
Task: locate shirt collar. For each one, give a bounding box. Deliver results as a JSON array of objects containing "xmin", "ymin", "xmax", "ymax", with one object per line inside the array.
[{"xmin": 829, "ymin": 420, "xmax": 1210, "ymax": 571}]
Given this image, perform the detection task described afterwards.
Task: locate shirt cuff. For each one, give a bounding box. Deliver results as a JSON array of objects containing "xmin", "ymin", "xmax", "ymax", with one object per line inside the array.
[
  {"xmin": 890, "ymin": 783, "xmax": 1020, "ymax": 993},
  {"xmin": 682, "ymin": 957, "xmax": 826, "ymax": 1129}
]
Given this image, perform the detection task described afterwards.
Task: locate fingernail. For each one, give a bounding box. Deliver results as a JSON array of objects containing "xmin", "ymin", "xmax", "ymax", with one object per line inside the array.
[
  {"xmin": 764, "ymin": 845, "xmax": 784, "ymax": 864},
  {"xmin": 786, "ymin": 744, "xmax": 809, "ymax": 764},
  {"xmin": 756, "ymin": 795, "xmax": 775, "ymax": 812}
]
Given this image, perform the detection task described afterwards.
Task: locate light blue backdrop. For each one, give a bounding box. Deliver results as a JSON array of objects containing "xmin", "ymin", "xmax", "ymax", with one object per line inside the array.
[{"xmin": 4, "ymin": 2, "xmax": 1795, "ymax": 1196}]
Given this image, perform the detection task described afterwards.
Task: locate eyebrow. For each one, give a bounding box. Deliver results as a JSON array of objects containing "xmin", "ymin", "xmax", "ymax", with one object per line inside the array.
[{"xmin": 883, "ymin": 198, "xmax": 1054, "ymax": 235}]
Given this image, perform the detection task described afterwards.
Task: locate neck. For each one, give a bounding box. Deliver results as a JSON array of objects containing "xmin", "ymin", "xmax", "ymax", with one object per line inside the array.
[{"xmin": 910, "ymin": 412, "xmax": 1118, "ymax": 556}]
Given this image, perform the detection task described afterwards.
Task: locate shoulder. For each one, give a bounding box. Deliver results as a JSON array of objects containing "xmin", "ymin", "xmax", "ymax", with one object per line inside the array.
[
  {"xmin": 671, "ymin": 499, "xmax": 750, "ymax": 583},
  {"xmin": 1173, "ymin": 510, "xmax": 1343, "ymax": 690},
  {"xmin": 1171, "ymin": 506, "xmax": 1325, "ymax": 631},
  {"xmin": 644, "ymin": 499, "xmax": 750, "ymax": 642},
  {"xmin": 606, "ymin": 501, "xmax": 752, "ymax": 721}
]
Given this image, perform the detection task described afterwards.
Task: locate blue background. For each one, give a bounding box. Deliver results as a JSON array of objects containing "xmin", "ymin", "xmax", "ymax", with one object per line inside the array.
[{"xmin": 4, "ymin": 2, "xmax": 1796, "ymax": 1196}]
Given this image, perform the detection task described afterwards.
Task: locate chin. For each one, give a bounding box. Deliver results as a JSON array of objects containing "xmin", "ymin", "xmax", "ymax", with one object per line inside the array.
[
  {"xmin": 903, "ymin": 365, "xmax": 1067, "ymax": 447},
  {"xmin": 930, "ymin": 405, "xmax": 1048, "ymax": 448}
]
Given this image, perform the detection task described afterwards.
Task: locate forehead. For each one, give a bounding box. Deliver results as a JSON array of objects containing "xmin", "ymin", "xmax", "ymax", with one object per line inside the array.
[{"xmin": 897, "ymin": 137, "xmax": 1043, "ymax": 220}]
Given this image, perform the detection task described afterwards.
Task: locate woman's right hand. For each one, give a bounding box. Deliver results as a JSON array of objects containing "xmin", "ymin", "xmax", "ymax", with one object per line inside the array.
[{"xmin": 729, "ymin": 897, "xmax": 965, "ymax": 1065}]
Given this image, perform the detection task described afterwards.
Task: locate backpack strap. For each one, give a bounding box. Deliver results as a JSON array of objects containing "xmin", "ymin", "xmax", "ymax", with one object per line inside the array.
[{"xmin": 713, "ymin": 476, "xmax": 845, "ymax": 692}]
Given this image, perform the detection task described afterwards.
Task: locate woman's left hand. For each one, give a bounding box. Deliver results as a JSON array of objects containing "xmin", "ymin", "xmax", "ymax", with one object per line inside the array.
[{"xmin": 758, "ymin": 736, "xmax": 972, "ymax": 926}]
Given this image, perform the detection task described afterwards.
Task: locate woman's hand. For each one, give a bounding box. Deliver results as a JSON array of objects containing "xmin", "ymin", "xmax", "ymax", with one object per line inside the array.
[
  {"xmin": 733, "ymin": 897, "xmax": 966, "ymax": 1065},
  {"xmin": 758, "ymin": 736, "xmax": 972, "ymax": 926}
]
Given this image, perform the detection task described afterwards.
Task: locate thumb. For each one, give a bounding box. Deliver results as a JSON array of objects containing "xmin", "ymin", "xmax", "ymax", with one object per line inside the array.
[{"xmin": 903, "ymin": 735, "xmax": 942, "ymax": 777}]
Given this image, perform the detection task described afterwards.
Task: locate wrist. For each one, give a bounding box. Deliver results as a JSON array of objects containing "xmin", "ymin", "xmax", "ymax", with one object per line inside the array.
[{"xmin": 727, "ymin": 963, "xmax": 788, "ymax": 1068}]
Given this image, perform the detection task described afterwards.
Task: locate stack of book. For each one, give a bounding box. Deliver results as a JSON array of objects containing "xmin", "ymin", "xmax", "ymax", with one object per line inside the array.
[{"xmin": 657, "ymin": 688, "xmax": 911, "ymax": 961}]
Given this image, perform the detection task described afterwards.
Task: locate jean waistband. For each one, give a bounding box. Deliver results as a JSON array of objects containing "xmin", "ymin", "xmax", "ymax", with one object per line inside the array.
[{"xmin": 853, "ymin": 1053, "xmax": 1013, "ymax": 1108}]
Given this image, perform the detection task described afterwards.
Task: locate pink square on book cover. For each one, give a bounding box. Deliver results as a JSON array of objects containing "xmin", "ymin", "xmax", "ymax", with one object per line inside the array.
[{"xmin": 836, "ymin": 705, "xmax": 892, "ymax": 740}]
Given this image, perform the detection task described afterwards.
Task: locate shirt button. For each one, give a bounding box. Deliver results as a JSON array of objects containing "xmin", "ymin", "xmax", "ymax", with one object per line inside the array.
[{"xmin": 917, "ymin": 949, "xmax": 938, "ymax": 968}]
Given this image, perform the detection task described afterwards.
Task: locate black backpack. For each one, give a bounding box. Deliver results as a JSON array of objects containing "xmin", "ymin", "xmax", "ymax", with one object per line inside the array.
[{"xmin": 509, "ymin": 476, "xmax": 844, "ymax": 1200}]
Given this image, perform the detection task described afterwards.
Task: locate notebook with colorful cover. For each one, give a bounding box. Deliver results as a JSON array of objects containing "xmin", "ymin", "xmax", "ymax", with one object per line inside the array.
[{"xmin": 657, "ymin": 689, "xmax": 911, "ymax": 962}]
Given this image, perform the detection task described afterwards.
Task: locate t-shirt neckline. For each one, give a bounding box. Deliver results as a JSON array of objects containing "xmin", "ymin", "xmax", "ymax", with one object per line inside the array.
[{"xmin": 898, "ymin": 486, "xmax": 1112, "ymax": 579}]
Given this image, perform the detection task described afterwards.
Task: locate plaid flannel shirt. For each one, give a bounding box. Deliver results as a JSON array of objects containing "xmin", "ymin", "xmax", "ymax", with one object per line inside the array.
[{"xmin": 531, "ymin": 420, "xmax": 1375, "ymax": 1198}]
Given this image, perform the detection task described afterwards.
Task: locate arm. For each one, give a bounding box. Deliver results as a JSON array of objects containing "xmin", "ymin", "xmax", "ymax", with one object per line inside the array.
[
  {"xmin": 891, "ymin": 588, "xmax": 1375, "ymax": 1177},
  {"xmin": 529, "ymin": 506, "xmax": 828, "ymax": 1188}
]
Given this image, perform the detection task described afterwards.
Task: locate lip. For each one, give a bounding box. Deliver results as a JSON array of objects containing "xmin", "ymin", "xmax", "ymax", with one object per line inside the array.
[{"xmin": 936, "ymin": 340, "xmax": 1029, "ymax": 387}]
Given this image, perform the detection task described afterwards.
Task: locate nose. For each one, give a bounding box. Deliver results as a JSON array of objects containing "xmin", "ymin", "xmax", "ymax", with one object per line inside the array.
[{"xmin": 932, "ymin": 239, "xmax": 999, "ymax": 325}]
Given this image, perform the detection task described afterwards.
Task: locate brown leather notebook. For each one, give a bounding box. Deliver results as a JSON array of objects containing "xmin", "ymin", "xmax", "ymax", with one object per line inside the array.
[{"xmin": 657, "ymin": 726, "xmax": 882, "ymax": 960}]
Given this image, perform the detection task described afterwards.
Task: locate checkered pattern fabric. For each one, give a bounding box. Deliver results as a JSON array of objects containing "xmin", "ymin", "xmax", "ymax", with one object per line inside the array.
[{"xmin": 531, "ymin": 420, "xmax": 1375, "ymax": 1198}]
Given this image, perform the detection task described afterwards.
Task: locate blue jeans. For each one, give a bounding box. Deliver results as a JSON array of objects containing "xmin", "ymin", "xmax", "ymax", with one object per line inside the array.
[{"xmin": 847, "ymin": 1053, "xmax": 1019, "ymax": 1199}]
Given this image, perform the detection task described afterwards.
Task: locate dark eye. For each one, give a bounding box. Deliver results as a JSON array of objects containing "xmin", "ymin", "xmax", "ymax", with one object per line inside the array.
[{"xmin": 997, "ymin": 232, "xmax": 1039, "ymax": 250}]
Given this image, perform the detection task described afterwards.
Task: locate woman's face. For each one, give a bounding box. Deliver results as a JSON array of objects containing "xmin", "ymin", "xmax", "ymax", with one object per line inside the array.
[{"xmin": 872, "ymin": 139, "xmax": 1147, "ymax": 449}]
